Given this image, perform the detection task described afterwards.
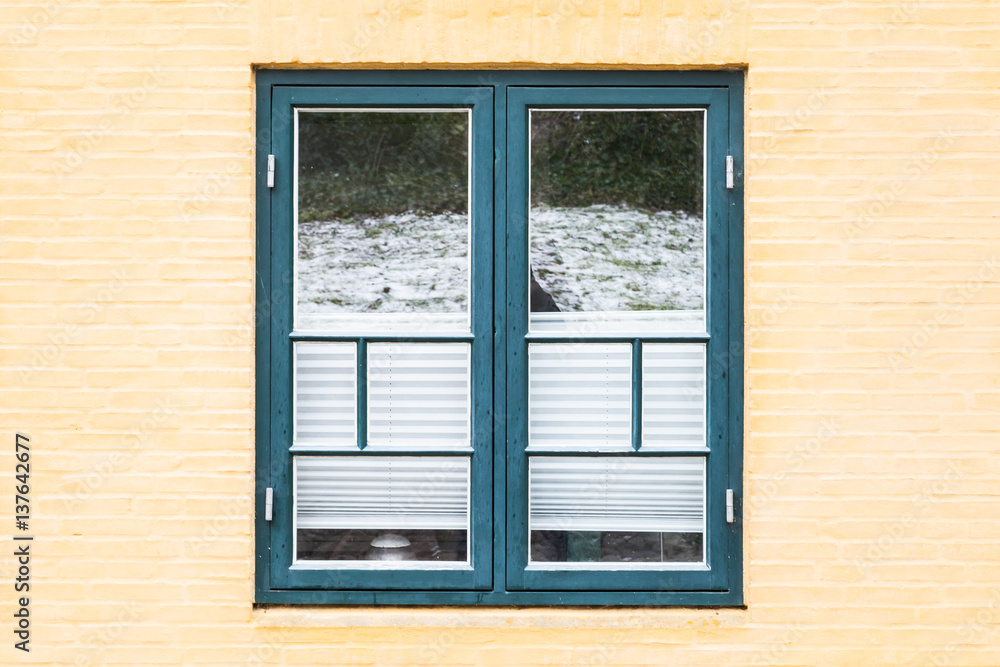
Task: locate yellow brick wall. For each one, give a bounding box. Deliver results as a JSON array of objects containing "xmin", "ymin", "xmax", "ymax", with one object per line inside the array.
[{"xmin": 2, "ymin": 0, "xmax": 999, "ymax": 664}]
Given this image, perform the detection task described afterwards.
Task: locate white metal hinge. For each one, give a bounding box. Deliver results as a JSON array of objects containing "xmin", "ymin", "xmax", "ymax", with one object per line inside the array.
[
  {"xmin": 726, "ymin": 489, "xmax": 735, "ymax": 523},
  {"xmin": 265, "ymin": 487, "xmax": 273, "ymax": 521},
  {"xmin": 726, "ymin": 155, "xmax": 734, "ymax": 190},
  {"xmin": 266, "ymin": 154, "xmax": 275, "ymax": 188}
]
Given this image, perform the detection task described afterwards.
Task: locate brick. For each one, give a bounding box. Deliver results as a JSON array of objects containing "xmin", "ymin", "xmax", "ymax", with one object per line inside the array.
[{"xmin": 2, "ymin": 0, "xmax": 1000, "ymax": 663}]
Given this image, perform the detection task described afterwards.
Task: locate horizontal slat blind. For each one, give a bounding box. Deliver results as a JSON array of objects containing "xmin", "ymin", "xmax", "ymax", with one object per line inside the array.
[
  {"xmin": 293, "ymin": 342, "xmax": 357, "ymax": 448},
  {"xmin": 296, "ymin": 312, "xmax": 470, "ymax": 334},
  {"xmin": 528, "ymin": 343, "xmax": 632, "ymax": 450},
  {"xmin": 367, "ymin": 343, "xmax": 471, "ymax": 449},
  {"xmin": 529, "ymin": 457, "xmax": 705, "ymax": 533},
  {"xmin": 529, "ymin": 310, "xmax": 706, "ymax": 335},
  {"xmin": 641, "ymin": 343, "xmax": 707, "ymax": 449},
  {"xmin": 295, "ymin": 456, "xmax": 469, "ymax": 530}
]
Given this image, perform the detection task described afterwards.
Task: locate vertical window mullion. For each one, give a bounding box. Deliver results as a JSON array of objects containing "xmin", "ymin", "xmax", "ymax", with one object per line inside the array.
[
  {"xmin": 357, "ymin": 337, "xmax": 367, "ymax": 450},
  {"xmin": 632, "ymin": 338, "xmax": 642, "ymax": 451}
]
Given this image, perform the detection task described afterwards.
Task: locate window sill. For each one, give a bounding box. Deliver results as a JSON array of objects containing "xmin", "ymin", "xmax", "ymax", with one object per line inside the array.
[
  {"xmin": 251, "ymin": 602, "xmax": 749, "ymax": 628},
  {"xmin": 254, "ymin": 588, "xmax": 744, "ymax": 607}
]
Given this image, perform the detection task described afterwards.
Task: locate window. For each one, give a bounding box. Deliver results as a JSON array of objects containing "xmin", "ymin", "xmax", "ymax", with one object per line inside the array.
[{"xmin": 255, "ymin": 70, "xmax": 743, "ymax": 605}]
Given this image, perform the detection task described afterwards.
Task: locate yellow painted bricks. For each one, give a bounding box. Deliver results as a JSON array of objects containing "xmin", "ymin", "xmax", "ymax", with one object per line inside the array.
[{"xmin": 2, "ymin": 0, "xmax": 1000, "ymax": 664}]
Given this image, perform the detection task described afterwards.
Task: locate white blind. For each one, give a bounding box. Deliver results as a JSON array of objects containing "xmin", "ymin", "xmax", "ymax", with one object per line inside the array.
[
  {"xmin": 529, "ymin": 457, "xmax": 704, "ymax": 533},
  {"xmin": 294, "ymin": 342, "xmax": 357, "ymax": 448},
  {"xmin": 642, "ymin": 343, "xmax": 706, "ymax": 449},
  {"xmin": 296, "ymin": 312, "xmax": 470, "ymax": 334},
  {"xmin": 367, "ymin": 343, "xmax": 470, "ymax": 449},
  {"xmin": 528, "ymin": 343, "xmax": 632, "ymax": 450},
  {"xmin": 295, "ymin": 456, "xmax": 469, "ymax": 530},
  {"xmin": 529, "ymin": 310, "xmax": 705, "ymax": 335}
]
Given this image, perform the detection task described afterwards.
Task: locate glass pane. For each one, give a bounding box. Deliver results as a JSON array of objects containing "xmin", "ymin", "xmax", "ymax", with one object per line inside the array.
[
  {"xmin": 295, "ymin": 456, "xmax": 469, "ymax": 563},
  {"xmin": 293, "ymin": 342, "xmax": 357, "ymax": 449},
  {"xmin": 530, "ymin": 531, "xmax": 703, "ymax": 564},
  {"xmin": 641, "ymin": 343, "xmax": 707, "ymax": 450},
  {"xmin": 528, "ymin": 457, "xmax": 705, "ymax": 565},
  {"xmin": 528, "ymin": 343, "xmax": 631, "ymax": 450},
  {"xmin": 367, "ymin": 343, "xmax": 471, "ymax": 449},
  {"xmin": 296, "ymin": 110, "xmax": 470, "ymax": 332},
  {"xmin": 529, "ymin": 109, "xmax": 705, "ymax": 334},
  {"xmin": 297, "ymin": 529, "xmax": 467, "ymax": 562}
]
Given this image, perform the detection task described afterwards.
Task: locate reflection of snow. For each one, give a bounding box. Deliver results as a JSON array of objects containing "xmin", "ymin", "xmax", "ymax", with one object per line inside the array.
[
  {"xmin": 531, "ymin": 205, "xmax": 704, "ymax": 313},
  {"xmin": 296, "ymin": 206, "xmax": 704, "ymax": 319},
  {"xmin": 297, "ymin": 212, "xmax": 469, "ymax": 316}
]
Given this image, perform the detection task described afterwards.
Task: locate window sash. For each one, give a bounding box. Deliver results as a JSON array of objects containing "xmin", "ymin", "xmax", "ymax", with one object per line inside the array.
[
  {"xmin": 255, "ymin": 70, "xmax": 744, "ymax": 604},
  {"xmin": 266, "ymin": 85, "xmax": 495, "ymax": 592},
  {"xmin": 504, "ymin": 85, "xmax": 733, "ymax": 592}
]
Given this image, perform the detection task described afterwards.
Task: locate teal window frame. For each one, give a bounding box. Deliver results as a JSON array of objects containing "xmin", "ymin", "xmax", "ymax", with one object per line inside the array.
[{"xmin": 255, "ymin": 70, "xmax": 744, "ymax": 606}]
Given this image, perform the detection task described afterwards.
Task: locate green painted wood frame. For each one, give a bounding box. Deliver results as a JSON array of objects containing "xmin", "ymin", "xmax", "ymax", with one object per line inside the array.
[
  {"xmin": 504, "ymin": 85, "xmax": 732, "ymax": 593},
  {"xmin": 265, "ymin": 85, "xmax": 495, "ymax": 591},
  {"xmin": 254, "ymin": 69, "xmax": 745, "ymax": 605}
]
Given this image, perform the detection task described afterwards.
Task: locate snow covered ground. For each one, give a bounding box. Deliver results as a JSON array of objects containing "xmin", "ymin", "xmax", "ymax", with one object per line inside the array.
[
  {"xmin": 530, "ymin": 205, "xmax": 704, "ymax": 313},
  {"xmin": 296, "ymin": 205, "xmax": 704, "ymax": 319},
  {"xmin": 297, "ymin": 211, "xmax": 470, "ymax": 317}
]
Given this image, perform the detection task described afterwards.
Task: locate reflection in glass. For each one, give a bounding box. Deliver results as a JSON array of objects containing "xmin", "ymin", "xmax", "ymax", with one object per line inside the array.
[
  {"xmin": 296, "ymin": 110, "xmax": 470, "ymax": 331},
  {"xmin": 530, "ymin": 531, "xmax": 703, "ymax": 563},
  {"xmin": 297, "ymin": 529, "xmax": 467, "ymax": 562},
  {"xmin": 529, "ymin": 110, "xmax": 705, "ymax": 333}
]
